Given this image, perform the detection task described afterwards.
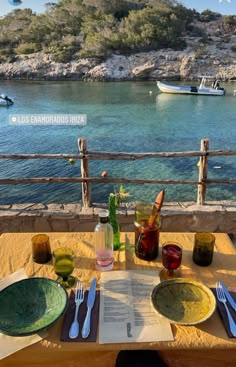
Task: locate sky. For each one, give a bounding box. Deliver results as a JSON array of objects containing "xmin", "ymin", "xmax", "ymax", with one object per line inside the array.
[
  {"xmin": 180, "ymin": 0, "xmax": 236, "ymax": 15},
  {"xmin": 0, "ymin": 0, "xmax": 235, "ymax": 17},
  {"xmin": 0, "ymin": 0, "xmax": 55, "ymax": 16}
]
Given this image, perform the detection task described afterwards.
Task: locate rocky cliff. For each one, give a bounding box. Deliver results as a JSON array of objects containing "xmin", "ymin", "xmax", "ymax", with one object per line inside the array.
[{"xmin": 0, "ymin": 20, "xmax": 236, "ymax": 81}]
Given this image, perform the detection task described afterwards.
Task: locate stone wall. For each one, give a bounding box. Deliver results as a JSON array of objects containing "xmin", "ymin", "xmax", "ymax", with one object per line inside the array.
[{"xmin": 0, "ymin": 201, "xmax": 236, "ymax": 243}]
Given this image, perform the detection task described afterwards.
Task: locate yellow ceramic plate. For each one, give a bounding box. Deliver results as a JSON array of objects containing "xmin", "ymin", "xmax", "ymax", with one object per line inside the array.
[{"xmin": 151, "ymin": 278, "xmax": 216, "ymax": 325}]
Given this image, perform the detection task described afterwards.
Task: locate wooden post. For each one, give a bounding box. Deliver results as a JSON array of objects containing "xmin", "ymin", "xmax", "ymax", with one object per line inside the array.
[
  {"xmin": 78, "ymin": 137, "xmax": 91, "ymax": 208},
  {"xmin": 197, "ymin": 138, "xmax": 209, "ymax": 205}
]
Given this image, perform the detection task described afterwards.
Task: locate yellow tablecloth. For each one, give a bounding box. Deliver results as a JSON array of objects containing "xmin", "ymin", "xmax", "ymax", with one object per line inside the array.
[{"xmin": 1, "ymin": 232, "xmax": 236, "ymax": 367}]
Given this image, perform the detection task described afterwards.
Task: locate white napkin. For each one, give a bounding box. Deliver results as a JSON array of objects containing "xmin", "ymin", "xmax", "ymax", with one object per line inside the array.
[{"xmin": 0, "ymin": 269, "xmax": 46, "ymax": 360}]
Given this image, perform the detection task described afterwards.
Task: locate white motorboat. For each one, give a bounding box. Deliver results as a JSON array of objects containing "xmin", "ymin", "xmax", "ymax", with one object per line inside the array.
[
  {"xmin": 0, "ymin": 94, "xmax": 14, "ymax": 106},
  {"xmin": 157, "ymin": 77, "xmax": 225, "ymax": 96}
]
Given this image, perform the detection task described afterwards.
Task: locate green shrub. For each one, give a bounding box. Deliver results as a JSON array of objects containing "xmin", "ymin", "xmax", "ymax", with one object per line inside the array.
[
  {"xmin": 187, "ymin": 25, "xmax": 206, "ymax": 37},
  {"xmin": 223, "ymin": 16, "xmax": 236, "ymax": 32},
  {"xmin": 231, "ymin": 45, "xmax": 236, "ymax": 52},
  {"xmin": 0, "ymin": 2, "xmax": 228, "ymax": 60},
  {"xmin": 15, "ymin": 42, "xmax": 41, "ymax": 55},
  {"xmin": 223, "ymin": 36, "xmax": 231, "ymax": 43},
  {"xmin": 199, "ymin": 36, "xmax": 209, "ymax": 44},
  {"xmin": 193, "ymin": 45, "xmax": 207, "ymax": 58},
  {"xmin": 51, "ymin": 49, "xmax": 73, "ymax": 63},
  {"xmin": 0, "ymin": 47, "xmax": 16, "ymax": 63},
  {"xmin": 45, "ymin": 36, "xmax": 79, "ymax": 62},
  {"xmin": 199, "ymin": 10, "xmax": 221, "ymax": 22}
]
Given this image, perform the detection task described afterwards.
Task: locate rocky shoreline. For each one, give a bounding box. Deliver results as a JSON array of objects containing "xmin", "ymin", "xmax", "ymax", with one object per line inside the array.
[
  {"xmin": 0, "ymin": 37, "xmax": 236, "ymax": 82},
  {"xmin": 0, "ymin": 16, "xmax": 236, "ymax": 81}
]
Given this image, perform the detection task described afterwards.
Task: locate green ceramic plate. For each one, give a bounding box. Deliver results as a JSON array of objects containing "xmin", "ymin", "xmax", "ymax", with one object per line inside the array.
[
  {"xmin": 0, "ymin": 277, "xmax": 68, "ymax": 336},
  {"xmin": 151, "ymin": 278, "xmax": 216, "ymax": 325}
]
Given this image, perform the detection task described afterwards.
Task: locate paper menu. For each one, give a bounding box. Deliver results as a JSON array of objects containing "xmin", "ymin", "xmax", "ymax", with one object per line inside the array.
[{"xmin": 99, "ymin": 270, "xmax": 174, "ymax": 344}]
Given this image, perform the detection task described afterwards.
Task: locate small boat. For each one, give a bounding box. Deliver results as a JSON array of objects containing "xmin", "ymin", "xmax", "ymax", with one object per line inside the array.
[
  {"xmin": 157, "ymin": 77, "xmax": 225, "ymax": 96},
  {"xmin": 0, "ymin": 94, "xmax": 14, "ymax": 106}
]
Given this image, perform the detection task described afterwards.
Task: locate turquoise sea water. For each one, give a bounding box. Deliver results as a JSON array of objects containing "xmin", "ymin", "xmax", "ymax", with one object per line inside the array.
[{"xmin": 0, "ymin": 80, "xmax": 235, "ymax": 204}]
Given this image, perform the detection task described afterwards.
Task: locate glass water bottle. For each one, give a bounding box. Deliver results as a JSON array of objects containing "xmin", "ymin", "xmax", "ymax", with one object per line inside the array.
[{"xmin": 95, "ymin": 209, "xmax": 114, "ymax": 271}]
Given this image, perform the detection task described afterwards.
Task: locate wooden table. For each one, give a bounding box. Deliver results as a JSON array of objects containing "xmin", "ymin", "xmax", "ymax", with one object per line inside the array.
[{"xmin": 1, "ymin": 232, "xmax": 236, "ymax": 367}]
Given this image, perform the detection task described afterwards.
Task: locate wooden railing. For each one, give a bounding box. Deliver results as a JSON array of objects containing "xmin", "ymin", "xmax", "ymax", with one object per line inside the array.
[{"xmin": 0, "ymin": 137, "xmax": 235, "ymax": 207}]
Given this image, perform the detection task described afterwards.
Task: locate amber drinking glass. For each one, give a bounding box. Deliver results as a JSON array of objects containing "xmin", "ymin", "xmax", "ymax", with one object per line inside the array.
[
  {"xmin": 53, "ymin": 247, "xmax": 75, "ymax": 288},
  {"xmin": 160, "ymin": 242, "xmax": 182, "ymax": 280},
  {"xmin": 192, "ymin": 233, "xmax": 215, "ymax": 266},
  {"xmin": 31, "ymin": 234, "xmax": 52, "ymax": 264}
]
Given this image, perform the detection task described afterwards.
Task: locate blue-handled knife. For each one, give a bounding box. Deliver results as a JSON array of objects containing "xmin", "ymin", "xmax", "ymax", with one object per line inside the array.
[
  {"xmin": 219, "ymin": 281, "xmax": 236, "ymax": 312},
  {"xmin": 82, "ymin": 277, "xmax": 97, "ymax": 338}
]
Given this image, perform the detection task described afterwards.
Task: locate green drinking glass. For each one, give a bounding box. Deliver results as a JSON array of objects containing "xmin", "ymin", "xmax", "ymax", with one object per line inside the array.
[{"xmin": 53, "ymin": 247, "xmax": 75, "ymax": 288}]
